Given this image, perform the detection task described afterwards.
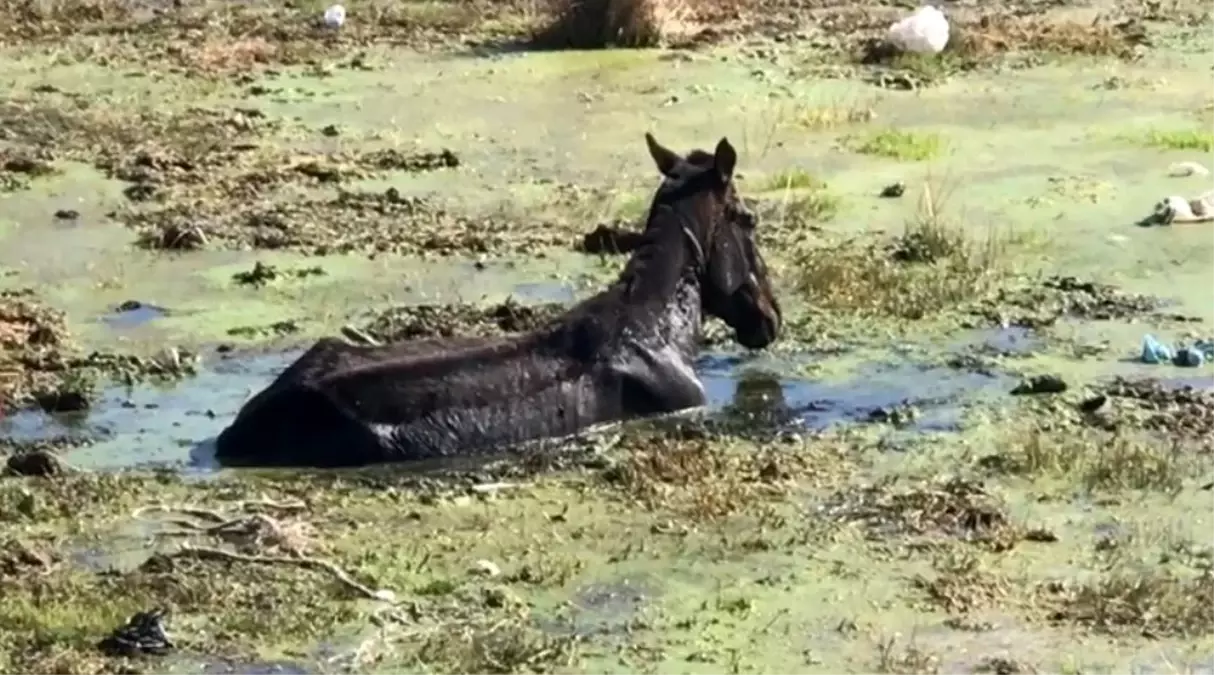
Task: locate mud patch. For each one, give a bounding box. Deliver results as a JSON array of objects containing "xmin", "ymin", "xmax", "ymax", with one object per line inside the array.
[
  {"xmin": 1038, "ymin": 566, "xmax": 1214, "ymax": 638},
  {"xmin": 818, "ymin": 476, "xmax": 1036, "ymax": 552},
  {"xmin": 596, "ymin": 422, "xmax": 855, "ymax": 522},
  {"xmin": 0, "ymin": 0, "xmax": 546, "ymax": 74},
  {"xmin": 1090, "ymin": 376, "xmax": 1214, "ymax": 446},
  {"xmin": 970, "ymin": 275, "xmax": 1173, "ymax": 329},
  {"xmin": 123, "ymin": 187, "xmax": 571, "ymax": 257},
  {"xmin": 0, "ymin": 288, "xmax": 199, "ymax": 414},
  {"xmin": 0, "ymin": 148, "xmax": 58, "ymax": 192}
]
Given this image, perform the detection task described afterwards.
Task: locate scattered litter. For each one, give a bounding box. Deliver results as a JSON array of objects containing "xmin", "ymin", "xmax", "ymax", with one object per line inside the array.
[
  {"xmin": 1140, "ymin": 334, "xmax": 1173, "ymax": 364},
  {"xmin": 1139, "ymin": 334, "xmax": 1214, "ymax": 367},
  {"xmin": 322, "ymin": 3, "xmax": 346, "ymax": 29},
  {"xmin": 469, "ymin": 481, "xmax": 532, "ymax": 494},
  {"xmin": 887, "ymin": 6, "xmax": 951, "ymax": 55},
  {"xmin": 1140, "ymin": 191, "xmax": 1214, "ymax": 226},
  {"xmin": 1174, "ymin": 345, "xmax": 1205, "ymax": 368},
  {"xmin": 98, "ymin": 609, "xmax": 174, "ymax": 657},
  {"xmin": 1168, "ymin": 161, "xmax": 1210, "ymax": 178},
  {"xmin": 469, "ymin": 559, "xmax": 502, "ymax": 577},
  {"xmin": 880, "ymin": 182, "xmax": 906, "ymax": 198},
  {"xmin": 372, "ymin": 588, "xmax": 397, "ymax": 603}
]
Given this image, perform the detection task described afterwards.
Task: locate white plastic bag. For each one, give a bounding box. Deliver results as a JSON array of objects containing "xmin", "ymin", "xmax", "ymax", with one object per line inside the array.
[
  {"xmin": 323, "ymin": 3, "xmax": 346, "ymax": 29},
  {"xmin": 887, "ymin": 5, "xmax": 950, "ymax": 55}
]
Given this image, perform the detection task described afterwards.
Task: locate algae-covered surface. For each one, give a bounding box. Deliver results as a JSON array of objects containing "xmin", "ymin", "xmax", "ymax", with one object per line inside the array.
[{"xmin": 2, "ymin": 0, "xmax": 1213, "ymax": 671}]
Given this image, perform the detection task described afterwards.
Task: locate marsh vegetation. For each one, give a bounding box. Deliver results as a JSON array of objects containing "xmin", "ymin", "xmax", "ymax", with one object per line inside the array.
[{"xmin": 2, "ymin": 0, "xmax": 1212, "ymax": 670}]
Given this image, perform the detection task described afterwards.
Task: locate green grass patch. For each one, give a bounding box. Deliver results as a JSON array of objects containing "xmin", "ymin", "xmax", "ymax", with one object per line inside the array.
[
  {"xmin": 847, "ymin": 128, "xmax": 944, "ymax": 161},
  {"xmin": 759, "ymin": 167, "xmax": 826, "ymax": 192},
  {"xmin": 1141, "ymin": 128, "xmax": 1214, "ymax": 152}
]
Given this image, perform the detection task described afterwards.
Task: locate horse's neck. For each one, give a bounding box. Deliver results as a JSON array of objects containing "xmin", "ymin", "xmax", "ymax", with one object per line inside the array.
[{"xmin": 611, "ymin": 226, "xmax": 703, "ymax": 352}]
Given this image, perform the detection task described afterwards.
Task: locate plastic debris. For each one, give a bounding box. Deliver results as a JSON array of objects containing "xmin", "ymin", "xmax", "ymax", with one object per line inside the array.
[
  {"xmin": 323, "ymin": 3, "xmax": 346, "ymax": 29},
  {"xmin": 1173, "ymin": 346, "xmax": 1205, "ymax": 368},
  {"xmin": 1168, "ymin": 161, "xmax": 1210, "ymax": 178},
  {"xmin": 1140, "ymin": 334, "xmax": 1172, "ymax": 364},
  {"xmin": 1140, "ymin": 335, "xmax": 1213, "ymax": 367},
  {"xmin": 1144, "ymin": 191, "xmax": 1214, "ymax": 226},
  {"xmin": 887, "ymin": 6, "xmax": 951, "ymax": 55}
]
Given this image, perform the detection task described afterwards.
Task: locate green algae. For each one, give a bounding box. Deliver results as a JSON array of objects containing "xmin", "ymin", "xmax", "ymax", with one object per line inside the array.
[{"xmin": 2, "ymin": 1, "xmax": 1214, "ymax": 672}]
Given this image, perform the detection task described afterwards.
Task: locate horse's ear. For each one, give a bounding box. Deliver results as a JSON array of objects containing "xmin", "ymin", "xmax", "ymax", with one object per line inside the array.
[
  {"xmin": 645, "ymin": 132, "xmax": 680, "ymax": 178},
  {"xmin": 714, "ymin": 137, "xmax": 737, "ymax": 181}
]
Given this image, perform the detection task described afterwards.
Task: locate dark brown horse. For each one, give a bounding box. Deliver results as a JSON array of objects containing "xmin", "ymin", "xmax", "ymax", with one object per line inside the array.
[{"xmin": 213, "ymin": 133, "xmax": 782, "ymax": 468}]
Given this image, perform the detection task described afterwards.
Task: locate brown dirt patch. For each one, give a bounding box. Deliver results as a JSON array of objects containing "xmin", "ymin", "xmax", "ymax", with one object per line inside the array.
[
  {"xmin": 2, "ymin": 93, "xmax": 488, "ymax": 256},
  {"xmin": 913, "ymin": 549, "xmax": 1013, "ymax": 615},
  {"xmin": 532, "ymin": 0, "xmax": 702, "ymax": 49}
]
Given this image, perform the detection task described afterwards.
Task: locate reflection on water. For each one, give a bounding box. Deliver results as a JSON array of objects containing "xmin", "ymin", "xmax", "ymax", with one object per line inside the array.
[
  {"xmin": 511, "ymin": 281, "xmax": 577, "ymax": 305},
  {"xmin": 698, "ymin": 355, "xmax": 1010, "ymax": 435},
  {"xmin": 100, "ymin": 301, "xmax": 170, "ymax": 331},
  {"xmin": 1, "ymin": 348, "xmax": 1012, "ymax": 473}
]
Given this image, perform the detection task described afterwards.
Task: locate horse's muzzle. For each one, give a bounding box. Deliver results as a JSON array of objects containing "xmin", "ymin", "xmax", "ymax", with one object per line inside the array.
[{"xmin": 736, "ymin": 296, "xmax": 782, "ymax": 350}]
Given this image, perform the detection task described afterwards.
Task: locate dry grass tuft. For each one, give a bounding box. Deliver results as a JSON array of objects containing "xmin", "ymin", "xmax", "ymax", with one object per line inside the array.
[
  {"xmin": 173, "ymin": 36, "xmax": 281, "ymax": 73},
  {"xmin": 977, "ymin": 413, "xmax": 1195, "ymax": 494},
  {"xmin": 874, "ymin": 632, "xmax": 941, "ymax": 674},
  {"xmin": 822, "ymin": 475, "xmax": 1030, "ymax": 552},
  {"xmin": 404, "ymin": 617, "xmax": 582, "ymax": 674},
  {"xmin": 791, "ymin": 182, "xmax": 1010, "ymax": 320},
  {"xmin": 914, "ymin": 548, "xmax": 1011, "ymax": 614},
  {"xmin": 1040, "ymin": 567, "xmax": 1214, "ymax": 637},
  {"xmin": 532, "ymin": 0, "xmax": 695, "ymax": 48},
  {"xmin": 599, "ymin": 425, "xmax": 850, "ymax": 522}
]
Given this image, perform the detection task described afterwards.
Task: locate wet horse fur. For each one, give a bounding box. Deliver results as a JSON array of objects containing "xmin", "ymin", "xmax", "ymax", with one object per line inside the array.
[{"xmin": 214, "ymin": 133, "xmax": 782, "ymax": 468}]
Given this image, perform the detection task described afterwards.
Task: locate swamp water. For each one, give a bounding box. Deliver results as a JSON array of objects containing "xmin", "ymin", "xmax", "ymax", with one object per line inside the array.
[{"xmin": 1, "ymin": 343, "xmax": 1016, "ymax": 472}]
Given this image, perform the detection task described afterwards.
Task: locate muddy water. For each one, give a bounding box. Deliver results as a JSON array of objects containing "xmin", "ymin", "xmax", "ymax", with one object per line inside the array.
[{"xmin": 0, "ymin": 345, "xmax": 1015, "ymax": 471}]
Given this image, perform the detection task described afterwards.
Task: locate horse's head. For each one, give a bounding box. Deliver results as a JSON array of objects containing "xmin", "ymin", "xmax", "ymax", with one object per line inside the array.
[{"xmin": 643, "ymin": 132, "xmax": 782, "ymax": 350}]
